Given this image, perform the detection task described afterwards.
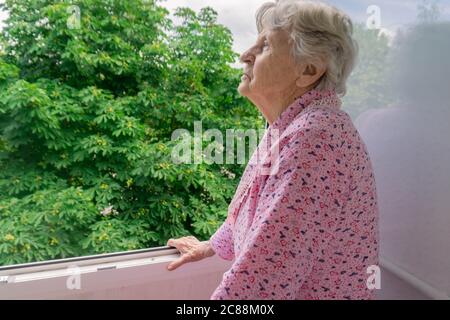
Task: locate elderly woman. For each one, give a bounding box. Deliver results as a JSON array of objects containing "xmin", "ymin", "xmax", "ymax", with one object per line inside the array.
[{"xmin": 167, "ymin": 0, "xmax": 379, "ymax": 300}]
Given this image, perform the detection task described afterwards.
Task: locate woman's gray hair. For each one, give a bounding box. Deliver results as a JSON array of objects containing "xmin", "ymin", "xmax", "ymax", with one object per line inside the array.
[{"xmin": 256, "ymin": 0, "xmax": 358, "ymax": 96}]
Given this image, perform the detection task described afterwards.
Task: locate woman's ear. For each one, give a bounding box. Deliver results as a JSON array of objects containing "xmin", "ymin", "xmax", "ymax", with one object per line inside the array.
[{"xmin": 295, "ymin": 61, "xmax": 327, "ymax": 88}]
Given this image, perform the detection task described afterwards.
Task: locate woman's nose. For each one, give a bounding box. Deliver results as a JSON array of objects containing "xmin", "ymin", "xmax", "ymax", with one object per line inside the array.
[{"xmin": 240, "ymin": 50, "xmax": 254, "ymax": 65}]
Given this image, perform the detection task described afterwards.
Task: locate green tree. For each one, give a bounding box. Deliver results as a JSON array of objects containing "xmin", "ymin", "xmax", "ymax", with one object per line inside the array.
[{"xmin": 0, "ymin": 0, "xmax": 262, "ymax": 266}]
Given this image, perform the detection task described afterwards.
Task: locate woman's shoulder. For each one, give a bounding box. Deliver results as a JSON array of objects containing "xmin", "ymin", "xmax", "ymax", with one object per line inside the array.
[{"xmin": 284, "ymin": 105, "xmax": 353, "ymax": 140}]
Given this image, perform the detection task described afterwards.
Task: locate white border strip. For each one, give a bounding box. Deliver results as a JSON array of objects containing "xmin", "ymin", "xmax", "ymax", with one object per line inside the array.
[
  {"xmin": 0, "ymin": 247, "xmax": 178, "ymax": 276},
  {"xmin": 380, "ymin": 256, "xmax": 450, "ymax": 300}
]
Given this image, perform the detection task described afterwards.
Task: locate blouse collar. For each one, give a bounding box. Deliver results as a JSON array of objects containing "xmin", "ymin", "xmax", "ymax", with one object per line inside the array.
[{"xmin": 269, "ymin": 88, "xmax": 341, "ymax": 133}]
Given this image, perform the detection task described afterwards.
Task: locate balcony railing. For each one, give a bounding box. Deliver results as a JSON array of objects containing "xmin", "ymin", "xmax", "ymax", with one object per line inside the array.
[{"xmin": 1, "ymin": 248, "xmax": 445, "ymax": 299}]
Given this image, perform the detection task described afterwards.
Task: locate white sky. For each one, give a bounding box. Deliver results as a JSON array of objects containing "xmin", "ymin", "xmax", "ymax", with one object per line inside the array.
[
  {"xmin": 158, "ymin": 0, "xmax": 450, "ymax": 56},
  {"xmin": 1, "ymin": 0, "xmax": 449, "ymax": 57}
]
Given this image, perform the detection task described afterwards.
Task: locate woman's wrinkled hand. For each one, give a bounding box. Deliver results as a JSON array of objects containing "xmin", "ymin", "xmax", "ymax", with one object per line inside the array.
[{"xmin": 166, "ymin": 236, "xmax": 215, "ymax": 271}]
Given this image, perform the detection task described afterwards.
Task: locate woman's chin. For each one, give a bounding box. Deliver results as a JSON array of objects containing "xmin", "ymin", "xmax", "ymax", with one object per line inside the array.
[
  {"xmin": 238, "ymin": 83, "xmax": 249, "ymax": 96},
  {"xmin": 238, "ymin": 78, "xmax": 254, "ymax": 93}
]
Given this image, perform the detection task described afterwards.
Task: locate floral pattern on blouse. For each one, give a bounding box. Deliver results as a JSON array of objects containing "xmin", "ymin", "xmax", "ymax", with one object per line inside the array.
[{"xmin": 209, "ymin": 88, "xmax": 379, "ymax": 300}]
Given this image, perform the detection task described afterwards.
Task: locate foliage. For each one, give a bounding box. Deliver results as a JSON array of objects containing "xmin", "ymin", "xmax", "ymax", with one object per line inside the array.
[{"xmin": 0, "ymin": 0, "xmax": 262, "ymax": 265}]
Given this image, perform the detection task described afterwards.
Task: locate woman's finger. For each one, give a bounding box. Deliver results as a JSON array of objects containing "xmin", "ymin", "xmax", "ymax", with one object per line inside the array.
[
  {"xmin": 167, "ymin": 253, "xmax": 191, "ymax": 271},
  {"xmin": 167, "ymin": 238, "xmax": 185, "ymax": 250},
  {"xmin": 167, "ymin": 238, "xmax": 188, "ymax": 253},
  {"xmin": 166, "ymin": 238, "xmax": 177, "ymax": 247}
]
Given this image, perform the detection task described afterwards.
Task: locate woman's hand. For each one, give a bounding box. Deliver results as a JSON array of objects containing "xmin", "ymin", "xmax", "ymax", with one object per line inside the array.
[{"xmin": 166, "ymin": 236, "xmax": 215, "ymax": 271}]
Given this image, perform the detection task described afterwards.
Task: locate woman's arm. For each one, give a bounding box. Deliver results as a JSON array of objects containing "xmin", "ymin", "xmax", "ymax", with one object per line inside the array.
[
  {"xmin": 209, "ymin": 217, "xmax": 235, "ymax": 261},
  {"xmin": 211, "ymin": 127, "xmax": 339, "ymax": 299}
]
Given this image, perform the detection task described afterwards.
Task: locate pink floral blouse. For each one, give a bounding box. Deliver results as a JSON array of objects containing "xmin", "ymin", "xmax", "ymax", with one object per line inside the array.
[{"xmin": 209, "ymin": 89, "xmax": 379, "ymax": 300}]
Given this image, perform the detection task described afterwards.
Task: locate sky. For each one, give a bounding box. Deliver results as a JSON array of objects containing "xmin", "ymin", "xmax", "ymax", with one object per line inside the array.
[
  {"xmin": 1, "ymin": 0, "xmax": 449, "ymax": 56},
  {"xmin": 157, "ymin": 0, "xmax": 450, "ymax": 58}
]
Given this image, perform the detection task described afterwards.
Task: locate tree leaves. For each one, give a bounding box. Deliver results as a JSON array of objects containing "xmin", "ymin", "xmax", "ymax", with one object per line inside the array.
[{"xmin": 0, "ymin": 0, "xmax": 261, "ymax": 266}]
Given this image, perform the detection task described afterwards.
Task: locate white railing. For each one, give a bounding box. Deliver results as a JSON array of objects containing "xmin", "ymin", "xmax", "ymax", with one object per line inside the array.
[
  {"xmin": 0, "ymin": 246, "xmax": 232, "ymax": 299},
  {"xmin": 2, "ymin": 248, "xmax": 446, "ymax": 299}
]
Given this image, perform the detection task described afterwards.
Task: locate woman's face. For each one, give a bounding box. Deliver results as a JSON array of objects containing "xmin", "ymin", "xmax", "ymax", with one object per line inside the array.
[{"xmin": 238, "ymin": 28, "xmax": 300, "ymax": 102}]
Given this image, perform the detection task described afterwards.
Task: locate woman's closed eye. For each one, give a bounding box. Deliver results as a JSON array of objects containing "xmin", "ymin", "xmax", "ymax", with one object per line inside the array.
[{"xmin": 262, "ymin": 40, "xmax": 270, "ymax": 51}]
